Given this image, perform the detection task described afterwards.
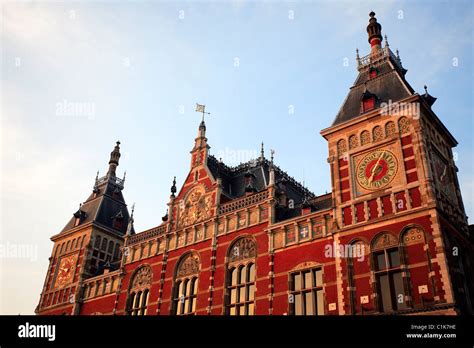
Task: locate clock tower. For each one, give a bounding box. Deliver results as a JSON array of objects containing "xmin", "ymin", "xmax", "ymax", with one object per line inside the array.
[
  {"xmin": 321, "ymin": 12, "xmax": 472, "ymax": 313},
  {"xmin": 36, "ymin": 142, "xmax": 133, "ymax": 315}
]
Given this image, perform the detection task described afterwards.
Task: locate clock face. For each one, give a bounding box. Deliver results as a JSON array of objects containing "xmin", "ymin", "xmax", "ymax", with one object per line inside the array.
[
  {"xmin": 356, "ymin": 149, "xmax": 398, "ymax": 191},
  {"xmin": 432, "ymin": 152, "xmax": 455, "ymax": 201},
  {"xmin": 55, "ymin": 254, "xmax": 77, "ymax": 289}
]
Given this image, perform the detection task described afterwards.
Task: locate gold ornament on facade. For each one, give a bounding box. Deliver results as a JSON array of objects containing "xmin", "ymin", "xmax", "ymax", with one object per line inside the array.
[
  {"xmin": 372, "ymin": 233, "xmax": 398, "ymax": 250},
  {"xmin": 403, "ymin": 227, "xmax": 424, "ymax": 245},
  {"xmin": 131, "ymin": 266, "xmax": 153, "ymax": 290},
  {"xmin": 229, "ymin": 237, "xmax": 256, "ymax": 263},
  {"xmin": 177, "ymin": 187, "xmax": 212, "ymax": 228},
  {"xmin": 177, "ymin": 253, "xmax": 200, "ymax": 277}
]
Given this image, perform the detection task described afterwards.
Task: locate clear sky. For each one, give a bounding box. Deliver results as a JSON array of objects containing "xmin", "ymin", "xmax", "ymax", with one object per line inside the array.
[{"xmin": 1, "ymin": 0, "xmax": 472, "ymax": 314}]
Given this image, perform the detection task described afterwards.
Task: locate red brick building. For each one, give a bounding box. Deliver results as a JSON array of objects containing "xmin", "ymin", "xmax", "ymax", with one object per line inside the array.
[{"xmin": 36, "ymin": 12, "xmax": 473, "ymax": 316}]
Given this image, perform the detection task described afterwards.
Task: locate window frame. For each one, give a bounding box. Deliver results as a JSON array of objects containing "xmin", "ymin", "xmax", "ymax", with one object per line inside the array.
[{"xmin": 288, "ymin": 267, "xmax": 324, "ymax": 315}]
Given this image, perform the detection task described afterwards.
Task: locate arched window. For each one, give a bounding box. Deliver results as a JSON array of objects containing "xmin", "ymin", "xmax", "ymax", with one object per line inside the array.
[
  {"xmin": 127, "ymin": 265, "xmax": 152, "ymax": 315},
  {"xmin": 360, "ymin": 130, "xmax": 370, "ymax": 145},
  {"xmin": 226, "ymin": 237, "xmax": 257, "ymax": 315},
  {"xmin": 108, "ymin": 240, "xmax": 114, "ymax": 254},
  {"xmin": 371, "ymin": 233, "xmax": 407, "ymax": 312},
  {"xmin": 101, "ymin": 238, "xmax": 107, "ymax": 251},
  {"xmin": 94, "ymin": 236, "xmax": 101, "ymax": 249},
  {"xmin": 113, "ymin": 243, "xmax": 121, "ymax": 261},
  {"xmin": 172, "ymin": 252, "xmax": 200, "ymax": 315}
]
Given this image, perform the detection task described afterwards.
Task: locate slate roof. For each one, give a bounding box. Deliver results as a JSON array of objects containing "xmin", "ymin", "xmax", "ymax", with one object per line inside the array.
[
  {"xmin": 332, "ymin": 49, "xmax": 415, "ymax": 126},
  {"xmin": 60, "ymin": 174, "xmax": 132, "ymax": 236},
  {"xmin": 207, "ymin": 155, "xmax": 332, "ymax": 222}
]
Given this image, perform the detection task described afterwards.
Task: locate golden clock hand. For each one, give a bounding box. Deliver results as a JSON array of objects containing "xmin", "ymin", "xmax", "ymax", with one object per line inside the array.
[
  {"xmin": 440, "ymin": 165, "xmax": 447, "ymax": 181},
  {"xmin": 368, "ymin": 151, "xmax": 386, "ymax": 184}
]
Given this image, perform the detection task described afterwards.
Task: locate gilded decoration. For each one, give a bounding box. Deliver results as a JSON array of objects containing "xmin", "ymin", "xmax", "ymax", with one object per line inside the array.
[
  {"xmin": 229, "ymin": 238, "xmax": 256, "ymax": 263},
  {"xmin": 372, "ymin": 233, "xmax": 398, "ymax": 250},
  {"xmin": 131, "ymin": 266, "xmax": 152, "ymax": 290},
  {"xmin": 177, "ymin": 253, "xmax": 200, "ymax": 278},
  {"xmin": 177, "ymin": 186, "xmax": 212, "ymax": 228},
  {"xmin": 403, "ymin": 227, "xmax": 425, "ymax": 245}
]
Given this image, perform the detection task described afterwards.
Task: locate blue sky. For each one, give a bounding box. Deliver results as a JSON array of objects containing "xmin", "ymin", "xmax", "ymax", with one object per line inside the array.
[{"xmin": 1, "ymin": 0, "xmax": 472, "ymax": 314}]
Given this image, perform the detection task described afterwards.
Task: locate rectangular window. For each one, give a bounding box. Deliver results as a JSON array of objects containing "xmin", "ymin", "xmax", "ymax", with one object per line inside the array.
[
  {"xmin": 227, "ymin": 264, "xmax": 255, "ymax": 315},
  {"xmin": 289, "ymin": 267, "xmax": 324, "ymax": 315},
  {"xmin": 374, "ymin": 247, "xmax": 406, "ymax": 312}
]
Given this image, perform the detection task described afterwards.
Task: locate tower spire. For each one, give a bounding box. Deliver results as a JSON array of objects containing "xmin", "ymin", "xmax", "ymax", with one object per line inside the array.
[
  {"xmin": 93, "ymin": 170, "xmax": 100, "ymax": 193},
  {"xmin": 367, "ymin": 11, "xmax": 383, "ymax": 55},
  {"xmin": 191, "ymin": 104, "xmax": 211, "ymax": 168},
  {"xmin": 107, "ymin": 141, "xmax": 121, "ymax": 177}
]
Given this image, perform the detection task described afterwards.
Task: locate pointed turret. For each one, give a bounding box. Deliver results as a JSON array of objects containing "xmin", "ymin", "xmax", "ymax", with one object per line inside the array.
[
  {"xmin": 107, "ymin": 141, "xmax": 121, "ymax": 177},
  {"xmin": 57, "ymin": 142, "xmax": 131, "ymax": 236},
  {"xmin": 190, "ymin": 120, "xmax": 210, "ymax": 168},
  {"xmin": 330, "ymin": 12, "xmax": 415, "ymax": 126}
]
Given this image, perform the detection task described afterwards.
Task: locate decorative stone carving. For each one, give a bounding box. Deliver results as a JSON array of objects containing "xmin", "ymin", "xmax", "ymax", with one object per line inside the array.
[
  {"xmin": 177, "ymin": 253, "xmax": 200, "ymax": 278},
  {"xmin": 349, "ymin": 135, "xmax": 359, "ymax": 149},
  {"xmin": 177, "ymin": 186, "xmax": 212, "ymax": 228},
  {"xmin": 373, "ymin": 126, "xmax": 383, "ymax": 142},
  {"xmin": 229, "ymin": 238, "xmax": 256, "ymax": 263},
  {"xmin": 360, "ymin": 130, "xmax": 370, "ymax": 145},
  {"xmin": 385, "ymin": 121, "xmax": 396, "ymax": 137},
  {"xmin": 293, "ymin": 261, "xmax": 319, "ymax": 271},
  {"xmin": 372, "ymin": 233, "xmax": 398, "ymax": 250},
  {"xmin": 131, "ymin": 266, "xmax": 152, "ymax": 290},
  {"xmin": 402, "ymin": 227, "xmax": 424, "ymax": 245},
  {"xmin": 398, "ymin": 117, "xmax": 410, "ymax": 134},
  {"xmin": 337, "ymin": 139, "xmax": 347, "ymax": 156}
]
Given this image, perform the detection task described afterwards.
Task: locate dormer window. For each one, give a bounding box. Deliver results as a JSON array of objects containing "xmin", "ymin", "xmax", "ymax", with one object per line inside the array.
[
  {"xmin": 361, "ymin": 88, "xmax": 378, "ymax": 113},
  {"xmin": 73, "ymin": 205, "xmax": 87, "ymax": 227},
  {"xmin": 112, "ymin": 210, "xmax": 124, "ymax": 230},
  {"xmin": 369, "ymin": 68, "xmax": 378, "ymax": 79},
  {"xmin": 362, "ymin": 96, "xmax": 375, "ymax": 112}
]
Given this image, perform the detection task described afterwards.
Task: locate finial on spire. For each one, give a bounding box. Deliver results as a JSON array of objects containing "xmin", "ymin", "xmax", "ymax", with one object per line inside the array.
[
  {"xmin": 260, "ymin": 142, "xmax": 265, "ymax": 160},
  {"xmin": 270, "ymin": 149, "xmax": 275, "ymax": 164},
  {"xmin": 367, "ymin": 11, "xmax": 383, "ymax": 53},
  {"xmin": 107, "ymin": 141, "xmax": 121, "ymax": 178},
  {"xmin": 384, "ymin": 34, "xmax": 389, "ymax": 47},
  {"xmin": 122, "ymin": 171, "xmax": 127, "ymax": 183},
  {"xmin": 422, "ymin": 84, "xmax": 437, "ymax": 107},
  {"xmin": 93, "ymin": 170, "xmax": 100, "ymax": 193},
  {"xmin": 170, "ymin": 176, "xmax": 177, "ymax": 197}
]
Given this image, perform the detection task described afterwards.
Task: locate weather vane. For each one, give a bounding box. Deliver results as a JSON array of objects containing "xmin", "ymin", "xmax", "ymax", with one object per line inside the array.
[{"xmin": 195, "ymin": 103, "xmax": 210, "ymax": 122}]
